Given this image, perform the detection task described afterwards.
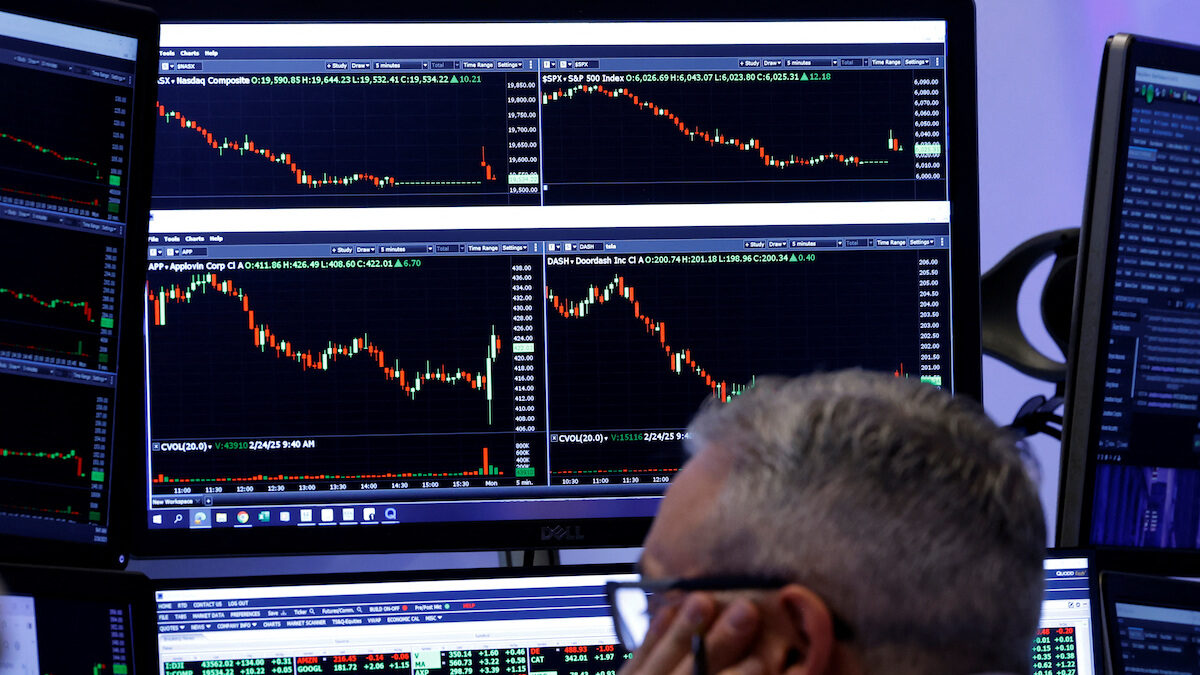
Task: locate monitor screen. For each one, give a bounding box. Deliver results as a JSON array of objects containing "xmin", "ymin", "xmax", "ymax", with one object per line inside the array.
[
  {"xmin": 0, "ymin": 564, "xmax": 152, "ymax": 675},
  {"xmin": 1037, "ymin": 555, "xmax": 1099, "ymax": 675},
  {"xmin": 1112, "ymin": 601, "xmax": 1200, "ymax": 674},
  {"xmin": 1102, "ymin": 572, "xmax": 1200, "ymax": 675},
  {"xmin": 0, "ymin": 4, "xmax": 151, "ymax": 555},
  {"xmin": 1060, "ymin": 35, "xmax": 1200, "ymax": 554},
  {"xmin": 154, "ymin": 570, "xmax": 635, "ymax": 674},
  {"xmin": 1111, "ymin": 595, "xmax": 1200, "ymax": 674},
  {"xmin": 141, "ymin": 12, "xmax": 977, "ymax": 553}
]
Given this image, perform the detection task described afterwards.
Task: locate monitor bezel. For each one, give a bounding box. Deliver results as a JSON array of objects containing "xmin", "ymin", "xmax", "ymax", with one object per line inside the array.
[
  {"xmin": 133, "ymin": 0, "xmax": 981, "ymax": 558},
  {"xmin": 1100, "ymin": 570, "xmax": 1200, "ymax": 675},
  {"xmin": 149, "ymin": 561, "xmax": 637, "ymax": 592},
  {"xmin": 1057, "ymin": 33, "xmax": 1200, "ymax": 569},
  {"xmin": 0, "ymin": 0, "xmax": 158, "ymax": 569},
  {"xmin": 0, "ymin": 562, "xmax": 159, "ymax": 675}
]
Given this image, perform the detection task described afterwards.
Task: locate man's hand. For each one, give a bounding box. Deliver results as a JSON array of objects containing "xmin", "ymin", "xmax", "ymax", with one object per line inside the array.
[{"xmin": 619, "ymin": 592, "xmax": 763, "ymax": 675}]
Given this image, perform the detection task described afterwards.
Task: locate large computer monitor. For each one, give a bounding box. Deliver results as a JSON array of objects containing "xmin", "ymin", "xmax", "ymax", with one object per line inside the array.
[
  {"xmin": 1060, "ymin": 34, "xmax": 1200, "ymax": 563},
  {"xmin": 0, "ymin": 0, "xmax": 157, "ymax": 566},
  {"xmin": 138, "ymin": 1, "xmax": 981, "ymax": 556}
]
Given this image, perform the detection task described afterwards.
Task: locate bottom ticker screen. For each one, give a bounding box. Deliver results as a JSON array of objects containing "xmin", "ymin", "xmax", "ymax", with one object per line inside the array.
[
  {"xmin": 155, "ymin": 561, "xmax": 1094, "ymax": 675},
  {"xmin": 162, "ymin": 646, "xmax": 626, "ymax": 675},
  {"xmin": 1111, "ymin": 600, "xmax": 1200, "ymax": 674},
  {"xmin": 156, "ymin": 573, "xmax": 634, "ymax": 675}
]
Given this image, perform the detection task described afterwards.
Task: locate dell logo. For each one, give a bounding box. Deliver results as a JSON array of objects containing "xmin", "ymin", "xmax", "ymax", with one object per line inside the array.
[{"xmin": 541, "ymin": 525, "xmax": 584, "ymax": 541}]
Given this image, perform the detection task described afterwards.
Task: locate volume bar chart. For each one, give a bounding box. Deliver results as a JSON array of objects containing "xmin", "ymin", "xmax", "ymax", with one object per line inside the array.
[
  {"xmin": 149, "ymin": 435, "xmax": 537, "ymax": 495},
  {"xmin": 151, "ymin": 444, "xmax": 520, "ymax": 485},
  {"xmin": 153, "ymin": 446, "xmax": 509, "ymax": 485}
]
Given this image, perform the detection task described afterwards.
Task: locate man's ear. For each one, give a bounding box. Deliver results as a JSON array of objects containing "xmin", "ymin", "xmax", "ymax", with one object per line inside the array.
[{"xmin": 777, "ymin": 584, "xmax": 835, "ymax": 675}]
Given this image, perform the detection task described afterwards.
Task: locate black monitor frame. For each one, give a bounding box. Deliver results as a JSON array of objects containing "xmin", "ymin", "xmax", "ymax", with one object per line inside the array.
[
  {"xmin": 133, "ymin": 0, "xmax": 981, "ymax": 558},
  {"xmin": 0, "ymin": 0, "xmax": 158, "ymax": 569},
  {"xmin": 150, "ymin": 560, "xmax": 636, "ymax": 593},
  {"xmin": 1058, "ymin": 34, "xmax": 1200, "ymax": 571},
  {"xmin": 0, "ymin": 562, "xmax": 158, "ymax": 674}
]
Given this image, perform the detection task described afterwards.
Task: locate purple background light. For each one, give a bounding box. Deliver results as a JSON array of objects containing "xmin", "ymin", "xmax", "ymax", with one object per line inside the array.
[{"xmin": 976, "ymin": 0, "xmax": 1200, "ymax": 540}]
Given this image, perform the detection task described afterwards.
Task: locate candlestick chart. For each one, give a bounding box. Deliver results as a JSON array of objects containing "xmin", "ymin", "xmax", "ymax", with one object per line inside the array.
[
  {"xmin": 145, "ymin": 255, "xmax": 544, "ymax": 491},
  {"xmin": 151, "ymin": 75, "xmax": 516, "ymax": 209},
  {"xmin": 149, "ymin": 272, "xmax": 503, "ymax": 423},
  {"xmin": 543, "ymin": 250, "xmax": 931, "ymax": 477},
  {"xmin": 1, "ymin": 131, "xmax": 102, "ymax": 181},
  {"xmin": 1, "ymin": 287, "xmax": 94, "ymax": 325},
  {"xmin": 0, "ymin": 226, "xmax": 119, "ymax": 371},
  {"xmin": 539, "ymin": 69, "xmax": 940, "ymax": 205},
  {"xmin": 0, "ymin": 373, "xmax": 109, "ymax": 523},
  {"xmin": 0, "ymin": 61, "xmax": 131, "ymax": 220}
]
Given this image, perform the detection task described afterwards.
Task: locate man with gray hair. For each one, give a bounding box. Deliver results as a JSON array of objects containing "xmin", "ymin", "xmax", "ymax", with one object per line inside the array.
[{"xmin": 611, "ymin": 369, "xmax": 1046, "ymax": 675}]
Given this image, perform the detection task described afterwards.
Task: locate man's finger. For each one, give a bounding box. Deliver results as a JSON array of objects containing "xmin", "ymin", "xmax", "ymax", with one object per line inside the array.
[
  {"xmin": 714, "ymin": 656, "xmax": 765, "ymax": 675},
  {"xmin": 701, "ymin": 599, "xmax": 761, "ymax": 674},
  {"xmin": 620, "ymin": 603, "xmax": 679, "ymax": 675},
  {"xmin": 634, "ymin": 593, "xmax": 716, "ymax": 675},
  {"xmin": 665, "ymin": 599, "xmax": 761, "ymax": 675}
]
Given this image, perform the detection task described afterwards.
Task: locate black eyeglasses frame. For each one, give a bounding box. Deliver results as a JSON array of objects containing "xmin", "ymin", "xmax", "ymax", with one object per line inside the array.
[{"xmin": 604, "ymin": 574, "xmax": 855, "ymax": 653}]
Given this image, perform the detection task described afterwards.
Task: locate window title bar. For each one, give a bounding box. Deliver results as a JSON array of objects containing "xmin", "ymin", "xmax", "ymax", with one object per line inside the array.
[
  {"xmin": 156, "ymin": 574, "xmax": 636, "ymax": 603},
  {"xmin": 0, "ymin": 10, "xmax": 137, "ymax": 61},
  {"xmin": 161, "ymin": 21, "xmax": 948, "ymax": 48},
  {"xmin": 1136, "ymin": 66, "xmax": 1200, "ymax": 93}
]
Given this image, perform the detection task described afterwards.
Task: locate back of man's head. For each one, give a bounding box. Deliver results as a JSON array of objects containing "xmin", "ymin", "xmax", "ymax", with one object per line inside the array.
[{"xmin": 683, "ymin": 370, "xmax": 1046, "ymax": 674}]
